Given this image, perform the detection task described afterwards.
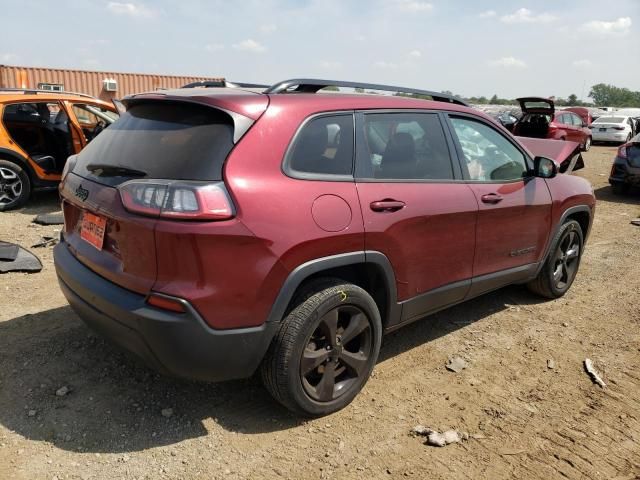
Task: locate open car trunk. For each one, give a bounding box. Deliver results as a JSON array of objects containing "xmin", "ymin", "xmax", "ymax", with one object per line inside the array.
[{"xmin": 514, "ymin": 97, "xmax": 555, "ymax": 139}]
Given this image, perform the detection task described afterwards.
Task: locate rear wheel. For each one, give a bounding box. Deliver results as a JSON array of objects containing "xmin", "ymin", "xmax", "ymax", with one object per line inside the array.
[
  {"xmin": 0, "ymin": 160, "xmax": 31, "ymax": 212},
  {"xmin": 261, "ymin": 280, "xmax": 382, "ymax": 416},
  {"xmin": 528, "ymin": 220, "xmax": 583, "ymax": 299}
]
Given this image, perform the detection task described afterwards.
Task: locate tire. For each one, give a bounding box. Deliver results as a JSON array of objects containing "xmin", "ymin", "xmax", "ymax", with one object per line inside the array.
[
  {"xmin": 261, "ymin": 279, "xmax": 382, "ymax": 416},
  {"xmin": 583, "ymin": 136, "xmax": 592, "ymax": 151},
  {"xmin": 527, "ymin": 219, "xmax": 584, "ymax": 299},
  {"xmin": 611, "ymin": 183, "xmax": 629, "ymax": 195},
  {"xmin": 0, "ymin": 160, "xmax": 31, "ymax": 212}
]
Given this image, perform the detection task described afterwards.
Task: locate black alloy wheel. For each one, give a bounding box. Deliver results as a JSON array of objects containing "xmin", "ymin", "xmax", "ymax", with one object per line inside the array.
[{"xmin": 300, "ymin": 304, "xmax": 373, "ymax": 402}]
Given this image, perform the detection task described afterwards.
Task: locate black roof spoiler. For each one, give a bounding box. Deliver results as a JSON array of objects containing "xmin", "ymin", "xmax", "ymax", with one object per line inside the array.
[
  {"xmin": 264, "ymin": 78, "xmax": 468, "ymax": 106},
  {"xmin": 181, "ymin": 80, "xmax": 270, "ymax": 89}
]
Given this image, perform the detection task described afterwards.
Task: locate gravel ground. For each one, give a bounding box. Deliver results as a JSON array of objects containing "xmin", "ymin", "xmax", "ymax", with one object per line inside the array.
[{"xmin": 0, "ymin": 145, "xmax": 639, "ymax": 480}]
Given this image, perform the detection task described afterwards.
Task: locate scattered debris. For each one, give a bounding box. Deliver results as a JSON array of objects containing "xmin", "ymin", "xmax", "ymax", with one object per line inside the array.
[
  {"xmin": 33, "ymin": 213, "xmax": 64, "ymax": 226},
  {"xmin": 547, "ymin": 359, "xmax": 556, "ymax": 370},
  {"xmin": 31, "ymin": 236, "xmax": 58, "ymax": 248},
  {"xmin": 584, "ymin": 359, "xmax": 606, "ymax": 388},
  {"xmin": 55, "ymin": 386, "xmax": 70, "ymax": 397},
  {"xmin": 0, "ymin": 244, "xmax": 42, "ymax": 273},
  {"xmin": 411, "ymin": 425, "xmax": 431, "ymax": 436},
  {"xmin": 562, "ymin": 322, "xmax": 569, "ymax": 327},
  {"xmin": 27, "ymin": 410, "xmax": 37, "ymax": 417},
  {"xmin": 161, "ymin": 408, "xmax": 173, "ymax": 418},
  {"xmin": 411, "ymin": 426, "xmax": 469, "ymax": 447},
  {"xmin": 631, "ymin": 219, "xmax": 640, "ymax": 227},
  {"xmin": 445, "ymin": 356, "xmax": 467, "ymax": 373},
  {"xmin": 0, "ymin": 241, "xmax": 19, "ymax": 261}
]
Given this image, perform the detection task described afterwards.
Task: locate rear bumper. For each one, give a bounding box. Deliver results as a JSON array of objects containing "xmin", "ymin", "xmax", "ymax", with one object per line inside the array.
[
  {"xmin": 592, "ymin": 132, "xmax": 628, "ymax": 142},
  {"xmin": 54, "ymin": 242, "xmax": 278, "ymax": 382},
  {"xmin": 609, "ymin": 158, "xmax": 640, "ymax": 186}
]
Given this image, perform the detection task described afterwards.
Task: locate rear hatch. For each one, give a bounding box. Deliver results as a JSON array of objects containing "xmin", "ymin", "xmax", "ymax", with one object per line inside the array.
[
  {"xmin": 517, "ymin": 97, "xmax": 555, "ymax": 115},
  {"xmin": 59, "ymin": 97, "xmax": 263, "ymax": 294}
]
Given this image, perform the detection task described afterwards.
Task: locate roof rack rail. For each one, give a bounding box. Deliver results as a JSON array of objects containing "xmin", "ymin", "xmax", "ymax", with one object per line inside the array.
[
  {"xmin": 0, "ymin": 87, "xmax": 95, "ymax": 99},
  {"xmin": 264, "ymin": 78, "xmax": 468, "ymax": 106},
  {"xmin": 181, "ymin": 80, "xmax": 269, "ymax": 89}
]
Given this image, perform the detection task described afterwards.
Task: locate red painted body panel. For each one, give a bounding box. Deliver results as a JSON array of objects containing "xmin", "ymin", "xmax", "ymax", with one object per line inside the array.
[
  {"xmin": 466, "ymin": 179, "xmax": 552, "ymax": 275},
  {"xmin": 60, "ymin": 172, "xmax": 158, "ymax": 294},
  {"xmin": 356, "ymin": 183, "xmax": 477, "ymax": 300},
  {"xmin": 57, "ymin": 89, "xmax": 596, "ymax": 333}
]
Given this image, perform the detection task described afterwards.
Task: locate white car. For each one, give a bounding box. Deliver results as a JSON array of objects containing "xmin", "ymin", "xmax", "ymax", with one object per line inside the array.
[{"xmin": 590, "ymin": 116, "xmax": 635, "ymax": 144}]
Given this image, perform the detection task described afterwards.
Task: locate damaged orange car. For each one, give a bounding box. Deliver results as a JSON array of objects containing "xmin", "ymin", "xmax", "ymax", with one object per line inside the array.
[{"xmin": 0, "ymin": 89, "xmax": 120, "ymax": 210}]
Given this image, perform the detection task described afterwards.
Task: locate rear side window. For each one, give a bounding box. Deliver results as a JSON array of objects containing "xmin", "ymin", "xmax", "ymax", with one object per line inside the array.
[
  {"xmin": 74, "ymin": 102, "xmax": 234, "ymax": 185},
  {"xmin": 286, "ymin": 114, "xmax": 354, "ymax": 177},
  {"xmin": 356, "ymin": 112, "xmax": 453, "ymax": 180}
]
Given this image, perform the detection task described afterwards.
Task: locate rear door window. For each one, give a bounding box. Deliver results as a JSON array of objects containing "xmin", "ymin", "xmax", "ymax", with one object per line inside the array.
[
  {"xmin": 356, "ymin": 112, "xmax": 454, "ymax": 180},
  {"xmin": 73, "ymin": 101, "xmax": 235, "ymax": 186}
]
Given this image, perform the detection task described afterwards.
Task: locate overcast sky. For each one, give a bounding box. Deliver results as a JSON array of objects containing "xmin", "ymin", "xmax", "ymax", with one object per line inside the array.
[{"xmin": 1, "ymin": 0, "xmax": 638, "ymax": 99}]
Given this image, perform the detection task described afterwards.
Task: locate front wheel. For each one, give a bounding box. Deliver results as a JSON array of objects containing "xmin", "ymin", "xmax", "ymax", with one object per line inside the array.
[
  {"xmin": 0, "ymin": 160, "xmax": 31, "ymax": 212},
  {"xmin": 261, "ymin": 281, "xmax": 382, "ymax": 416},
  {"xmin": 583, "ymin": 136, "xmax": 592, "ymax": 151},
  {"xmin": 528, "ymin": 220, "xmax": 584, "ymax": 299}
]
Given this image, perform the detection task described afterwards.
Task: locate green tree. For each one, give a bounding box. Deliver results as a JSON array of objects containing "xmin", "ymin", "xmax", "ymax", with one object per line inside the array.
[
  {"xmin": 567, "ymin": 94, "xmax": 579, "ymax": 106},
  {"xmin": 589, "ymin": 83, "xmax": 640, "ymax": 107},
  {"xmin": 490, "ymin": 94, "xmax": 499, "ymax": 104}
]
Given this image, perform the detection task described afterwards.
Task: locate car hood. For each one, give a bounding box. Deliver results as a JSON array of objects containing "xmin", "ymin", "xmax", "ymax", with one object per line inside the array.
[
  {"xmin": 517, "ymin": 97, "xmax": 555, "ymax": 115},
  {"xmin": 516, "ymin": 136, "xmax": 583, "ymax": 173}
]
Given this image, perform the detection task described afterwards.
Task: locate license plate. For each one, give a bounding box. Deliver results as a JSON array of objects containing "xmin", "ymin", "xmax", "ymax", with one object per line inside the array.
[
  {"xmin": 599, "ymin": 128, "xmax": 606, "ymax": 132},
  {"xmin": 80, "ymin": 212, "xmax": 107, "ymax": 250}
]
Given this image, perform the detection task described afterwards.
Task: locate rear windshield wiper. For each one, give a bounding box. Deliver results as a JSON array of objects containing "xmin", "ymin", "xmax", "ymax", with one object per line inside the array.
[{"xmin": 86, "ymin": 164, "xmax": 147, "ymax": 177}]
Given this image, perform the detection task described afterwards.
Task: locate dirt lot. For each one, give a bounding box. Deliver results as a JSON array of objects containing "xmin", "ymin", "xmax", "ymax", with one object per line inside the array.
[{"xmin": 1, "ymin": 145, "xmax": 639, "ymax": 480}]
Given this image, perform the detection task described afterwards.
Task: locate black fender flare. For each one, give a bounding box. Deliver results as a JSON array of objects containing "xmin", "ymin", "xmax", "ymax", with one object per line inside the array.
[
  {"xmin": 535, "ymin": 205, "xmax": 592, "ymax": 276},
  {"xmin": 265, "ymin": 251, "xmax": 400, "ymax": 326}
]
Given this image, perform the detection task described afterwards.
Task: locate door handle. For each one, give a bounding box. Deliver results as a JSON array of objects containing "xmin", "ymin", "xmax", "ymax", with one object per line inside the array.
[
  {"xmin": 370, "ymin": 200, "xmax": 406, "ymax": 212},
  {"xmin": 481, "ymin": 193, "xmax": 503, "ymax": 204}
]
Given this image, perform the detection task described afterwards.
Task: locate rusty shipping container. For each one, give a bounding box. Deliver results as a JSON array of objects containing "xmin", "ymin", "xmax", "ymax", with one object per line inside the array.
[{"xmin": 0, "ymin": 64, "xmax": 224, "ymax": 100}]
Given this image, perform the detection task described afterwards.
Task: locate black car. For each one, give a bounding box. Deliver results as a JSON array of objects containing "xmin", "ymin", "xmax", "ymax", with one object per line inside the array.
[{"xmin": 609, "ymin": 133, "xmax": 640, "ymax": 194}]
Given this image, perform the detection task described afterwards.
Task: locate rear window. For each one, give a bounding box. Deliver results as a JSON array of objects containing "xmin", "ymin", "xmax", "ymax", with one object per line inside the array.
[
  {"xmin": 594, "ymin": 117, "xmax": 624, "ymax": 123},
  {"xmin": 523, "ymin": 101, "xmax": 552, "ymax": 110},
  {"xmin": 74, "ymin": 102, "xmax": 234, "ymax": 186}
]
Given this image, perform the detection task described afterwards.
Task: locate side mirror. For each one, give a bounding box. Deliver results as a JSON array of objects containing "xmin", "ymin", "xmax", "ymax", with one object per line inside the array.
[{"xmin": 533, "ymin": 156, "xmax": 557, "ymax": 179}]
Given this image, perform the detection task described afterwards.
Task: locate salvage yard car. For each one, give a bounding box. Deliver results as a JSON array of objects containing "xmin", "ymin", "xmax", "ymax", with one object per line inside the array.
[
  {"xmin": 512, "ymin": 97, "xmax": 592, "ymax": 151},
  {"xmin": 609, "ymin": 133, "xmax": 640, "ymax": 194},
  {"xmin": 0, "ymin": 89, "xmax": 119, "ymax": 211},
  {"xmin": 53, "ymin": 79, "xmax": 596, "ymax": 416},
  {"xmin": 590, "ymin": 115, "xmax": 636, "ymax": 144}
]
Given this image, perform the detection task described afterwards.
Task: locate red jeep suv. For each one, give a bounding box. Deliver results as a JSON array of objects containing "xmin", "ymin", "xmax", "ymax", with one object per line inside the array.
[{"xmin": 54, "ymin": 79, "xmax": 595, "ymax": 416}]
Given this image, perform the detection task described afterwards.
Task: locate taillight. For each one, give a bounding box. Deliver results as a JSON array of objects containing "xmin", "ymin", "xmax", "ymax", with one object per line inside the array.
[
  {"xmin": 548, "ymin": 122, "xmax": 558, "ymax": 131},
  {"xmin": 613, "ymin": 126, "xmax": 625, "ymax": 131},
  {"xmin": 617, "ymin": 143, "xmax": 630, "ymax": 160},
  {"xmin": 118, "ymin": 179, "xmax": 235, "ymax": 220}
]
